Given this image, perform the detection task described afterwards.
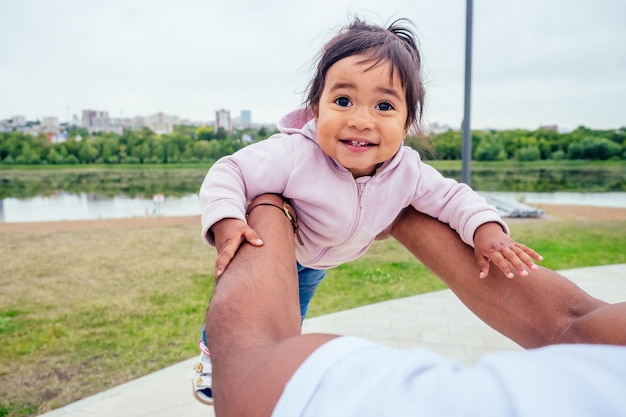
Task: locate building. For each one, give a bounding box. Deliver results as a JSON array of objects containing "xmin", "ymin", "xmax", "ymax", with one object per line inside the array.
[
  {"xmin": 215, "ymin": 109, "xmax": 231, "ymax": 133},
  {"xmin": 11, "ymin": 115, "xmax": 26, "ymax": 127},
  {"xmin": 144, "ymin": 112, "xmax": 180, "ymax": 135},
  {"xmin": 240, "ymin": 110, "xmax": 251, "ymax": 128},
  {"xmin": 42, "ymin": 117, "xmax": 59, "ymax": 129},
  {"xmin": 82, "ymin": 109, "xmax": 112, "ymax": 134},
  {"xmin": 41, "ymin": 117, "xmax": 61, "ymax": 141}
]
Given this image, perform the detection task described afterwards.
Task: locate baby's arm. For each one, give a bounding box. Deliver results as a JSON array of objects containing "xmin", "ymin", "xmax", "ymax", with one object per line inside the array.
[
  {"xmin": 473, "ymin": 222, "xmax": 543, "ymax": 279},
  {"xmin": 211, "ymin": 218, "xmax": 263, "ymax": 279}
]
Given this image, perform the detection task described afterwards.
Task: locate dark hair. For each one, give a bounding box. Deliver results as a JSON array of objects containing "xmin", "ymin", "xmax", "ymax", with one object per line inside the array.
[{"xmin": 305, "ymin": 18, "xmax": 425, "ymax": 130}]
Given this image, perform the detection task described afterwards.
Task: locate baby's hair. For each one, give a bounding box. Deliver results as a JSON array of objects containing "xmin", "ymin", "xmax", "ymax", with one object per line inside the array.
[{"xmin": 305, "ymin": 17, "xmax": 425, "ymax": 130}]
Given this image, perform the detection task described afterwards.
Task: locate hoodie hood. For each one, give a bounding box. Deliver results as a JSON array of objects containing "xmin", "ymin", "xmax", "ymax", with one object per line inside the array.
[{"xmin": 278, "ymin": 108, "xmax": 316, "ymax": 135}]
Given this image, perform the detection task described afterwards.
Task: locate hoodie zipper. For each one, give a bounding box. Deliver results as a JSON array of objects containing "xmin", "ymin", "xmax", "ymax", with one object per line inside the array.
[
  {"xmin": 308, "ymin": 175, "xmax": 369, "ymax": 265},
  {"xmin": 339, "ymin": 177, "xmax": 368, "ymax": 246}
]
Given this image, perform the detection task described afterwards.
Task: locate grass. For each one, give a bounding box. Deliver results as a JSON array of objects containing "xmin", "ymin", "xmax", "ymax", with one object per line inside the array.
[{"xmin": 1, "ymin": 215, "xmax": 625, "ymax": 416}]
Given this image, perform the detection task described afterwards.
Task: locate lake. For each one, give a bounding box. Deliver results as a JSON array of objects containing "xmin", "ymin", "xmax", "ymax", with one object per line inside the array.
[{"xmin": 1, "ymin": 191, "xmax": 625, "ymax": 224}]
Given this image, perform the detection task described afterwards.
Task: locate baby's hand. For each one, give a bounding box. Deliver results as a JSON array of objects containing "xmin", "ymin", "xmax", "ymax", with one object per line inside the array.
[
  {"xmin": 473, "ymin": 222, "xmax": 543, "ymax": 279},
  {"xmin": 211, "ymin": 218, "xmax": 263, "ymax": 279}
]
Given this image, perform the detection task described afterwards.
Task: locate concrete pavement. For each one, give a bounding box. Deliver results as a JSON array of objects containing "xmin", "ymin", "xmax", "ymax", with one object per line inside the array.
[{"xmin": 40, "ymin": 264, "xmax": 626, "ymax": 417}]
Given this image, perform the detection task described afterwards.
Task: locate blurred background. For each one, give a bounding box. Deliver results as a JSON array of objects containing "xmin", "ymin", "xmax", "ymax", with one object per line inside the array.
[{"xmin": 2, "ymin": 0, "xmax": 625, "ymax": 131}]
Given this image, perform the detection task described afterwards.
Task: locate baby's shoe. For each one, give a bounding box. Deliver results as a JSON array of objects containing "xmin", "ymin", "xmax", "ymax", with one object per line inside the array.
[{"xmin": 192, "ymin": 340, "xmax": 213, "ymax": 406}]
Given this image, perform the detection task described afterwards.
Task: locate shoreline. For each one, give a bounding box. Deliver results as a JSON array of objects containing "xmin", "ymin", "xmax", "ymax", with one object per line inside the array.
[
  {"xmin": 1, "ymin": 205, "xmax": 626, "ymax": 233},
  {"xmin": 0, "ymin": 215, "xmax": 201, "ymax": 232}
]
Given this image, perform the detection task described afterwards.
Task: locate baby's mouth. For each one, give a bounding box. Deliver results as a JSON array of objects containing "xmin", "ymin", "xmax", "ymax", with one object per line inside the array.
[{"xmin": 341, "ymin": 140, "xmax": 374, "ymax": 147}]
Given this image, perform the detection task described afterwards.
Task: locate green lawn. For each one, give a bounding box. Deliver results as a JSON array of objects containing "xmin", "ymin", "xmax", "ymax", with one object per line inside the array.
[{"xmin": 0, "ymin": 215, "xmax": 625, "ymax": 417}]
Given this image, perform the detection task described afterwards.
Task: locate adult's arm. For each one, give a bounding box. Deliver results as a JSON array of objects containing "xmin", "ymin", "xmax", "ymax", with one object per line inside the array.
[
  {"xmin": 389, "ymin": 206, "xmax": 626, "ymax": 348},
  {"xmin": 205, "ymin": 195, "xmax": 337, "ymax": 416}
]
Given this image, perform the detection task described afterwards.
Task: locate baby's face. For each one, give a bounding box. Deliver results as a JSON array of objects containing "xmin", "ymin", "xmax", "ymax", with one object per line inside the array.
[{"xmin": 314, "ymin": 54, "xmax": 408, "ymax": 178}]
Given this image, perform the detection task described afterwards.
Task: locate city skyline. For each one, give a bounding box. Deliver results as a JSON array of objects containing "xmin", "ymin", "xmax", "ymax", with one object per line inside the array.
[
  {"xmin": 2, "ymin": 0, "xmax": 625, "ymax": 131},
  {"xmin": 2, "ymin": 107, "xmax": 259, "ymax": 126},
  {"xmin": 1, "ymin": 107, "xmax": 252, "ymax": 127}
]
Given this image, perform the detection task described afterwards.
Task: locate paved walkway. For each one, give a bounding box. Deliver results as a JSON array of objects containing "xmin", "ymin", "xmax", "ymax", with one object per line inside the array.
[{"xmin": 41, "ymin": 264, "xmax": 626, "ymax": 417}]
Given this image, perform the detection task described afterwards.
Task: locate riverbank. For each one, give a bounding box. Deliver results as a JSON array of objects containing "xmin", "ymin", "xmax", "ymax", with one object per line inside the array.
[
  {"xmin": 0, "ymin": 215, "xmax": 200, "ymax": 232},
  {"xmin": 523, "ymin": 204, "xmax": 626, "ymax": 221},
  {"xmin": 2, "ymin": 204, "xmax": 626, "ymax": 233}
]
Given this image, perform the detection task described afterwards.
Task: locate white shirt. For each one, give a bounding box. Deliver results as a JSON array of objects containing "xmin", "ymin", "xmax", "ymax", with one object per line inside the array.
[{"xmin": 273, "ymin": 336, "xmax": 626, "ymax": 417}]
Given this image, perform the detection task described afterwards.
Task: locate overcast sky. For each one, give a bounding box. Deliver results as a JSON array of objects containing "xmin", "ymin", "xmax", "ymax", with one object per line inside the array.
[{"xmin": 1, "ymin": 0, "xmax": 625, "ymax": 131}]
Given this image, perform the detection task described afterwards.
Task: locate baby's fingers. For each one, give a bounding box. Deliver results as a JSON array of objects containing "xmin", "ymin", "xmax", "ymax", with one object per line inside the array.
[
  {"xmin": 502, "ymin": 245, "xmax": 541, "ymax": 277},
  {"xmin": 242, "ymin": 228, "xmax": 264, "ymax": 247},
  {"xmin": 489, "ymin": 251, "xmax": 516, "ymax": 279},
  {"xmin": 519, "ymin": 243, "xmax": 544, "ymax": 262},
  {"xmin": 510, "ymin": 244, "xmax": 543, "ymax": 275},
  {"xmin": 214, "ymin": 239, "xmax": 241, "ymax": 279},
  {"xmin": 475, "ymin": 254, "xmax": 491, "ymax": 279}
]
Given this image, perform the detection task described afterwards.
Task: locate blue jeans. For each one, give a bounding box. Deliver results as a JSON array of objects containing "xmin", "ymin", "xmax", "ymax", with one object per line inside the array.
[
  {"xmin": 201, "ymin": 263, "xmax": 327, "ymax": 344},
  {"xmin": 297, "ymin": 263, "xmax": 327, "ymax": 320}
]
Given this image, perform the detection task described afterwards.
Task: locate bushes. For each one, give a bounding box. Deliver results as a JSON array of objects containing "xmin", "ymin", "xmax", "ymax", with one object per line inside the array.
[
  {"xmin": 516, "ymin": 146, "xmax": 541, "ymax": 161},
  {"xmin": 0, "ymin": 125, "xmax": 270, "ymax": 166},
  {"xmin": 421, "ymin": 126, "xmax": 625, "ymax": 162},
  {"xmin": 567, "ymin": 137, "xmax": 622, "ymax": 160}
]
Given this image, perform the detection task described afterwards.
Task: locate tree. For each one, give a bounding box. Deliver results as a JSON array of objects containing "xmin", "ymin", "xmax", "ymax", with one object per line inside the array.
[
  {"xmin": 196, "ymin": 126, "xmax": 216, "ymax": 141},
  {"xmin": 215, "ymin": 127, "xmax": 228, "ymax": 141},
  {"xmin": 516, "ymin": 146, "xmax": 541, "ymax": 161},
  {"xmin": 78, "ymin": 141, "xmax": 99, "ymax": 163},
  {"xmin": 573, "ymin": 137, "xmax": 622, "ymax": 160},
  {"xmin": 431, "ymin": 130, "xmax": 461, "ymax": 160},
  {"xmin": 0, "ymin": 132, "xmax": 24, "ymax": 160},
  {"xmin": 46, "ymin": 148, "xmax": 63, "ymax": 164},
  {"xmin": 474, "ymin": 133, "xmax": 507, "ymax": 161},
  {"xmin": 193, "ymin": 140, "xmax": 214, "ymax": 160}
]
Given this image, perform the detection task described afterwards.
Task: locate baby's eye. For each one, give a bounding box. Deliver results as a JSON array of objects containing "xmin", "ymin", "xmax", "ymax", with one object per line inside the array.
[
  {"xmin": 334, "ymin": 97, "xmax": 352, "ymax": 107},
  {"xmin": 376, "ymin": 102, "xmax": 394, "ymax": 111}
]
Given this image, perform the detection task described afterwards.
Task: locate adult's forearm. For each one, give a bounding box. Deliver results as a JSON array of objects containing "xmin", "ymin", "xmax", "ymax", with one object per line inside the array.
[
  {"xmin": 206, "ymin": 195, "xmax": 336, "ymax": 416},
  {"xmin": 389, "ymin": 207, "xmax": 615, "ymax": 348}
]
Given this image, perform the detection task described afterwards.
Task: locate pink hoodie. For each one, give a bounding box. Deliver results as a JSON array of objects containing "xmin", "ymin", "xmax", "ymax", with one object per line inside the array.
[{"xmin": 199, "ymin": 109, "xmax": 507, "ymax": 269}]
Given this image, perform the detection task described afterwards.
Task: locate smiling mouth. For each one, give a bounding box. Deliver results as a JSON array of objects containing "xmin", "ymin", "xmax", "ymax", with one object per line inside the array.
[{"xmin": 341, "ymin": 140, "xmax": 374, "ymax": 147}]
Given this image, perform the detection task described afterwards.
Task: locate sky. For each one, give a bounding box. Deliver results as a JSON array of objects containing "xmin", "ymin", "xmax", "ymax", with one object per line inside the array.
[{"xmin": 1, "ymin": 0, "xmax": 625, "ymax": 131}]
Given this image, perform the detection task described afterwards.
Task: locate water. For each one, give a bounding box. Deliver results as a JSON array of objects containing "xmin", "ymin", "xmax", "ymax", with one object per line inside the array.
[
  {"xmin": 1, "ymin": 192, "xmax": 625, "ymax": 224},
  {"xmin": 0, "ymin": 193, "xmax": 200, "ymax": 223},
  {"xmin": 481, "ymin": 191, "xmax": 626, "ymax": 209}
]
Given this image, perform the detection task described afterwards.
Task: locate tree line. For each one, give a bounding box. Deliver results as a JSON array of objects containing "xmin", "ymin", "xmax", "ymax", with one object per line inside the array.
[
  {"xmin": 1, "ymin": 124, "xmax": 624, "ymax": 166},
  {"xmin": 410, "ymin": 126, "xmax": 626, "ymax": 162}
]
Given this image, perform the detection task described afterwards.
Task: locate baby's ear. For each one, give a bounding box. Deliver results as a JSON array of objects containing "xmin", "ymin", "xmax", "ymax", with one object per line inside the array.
[{"xmin": 312, "ymin": 105, "xmax": 319, "ymax": 120}]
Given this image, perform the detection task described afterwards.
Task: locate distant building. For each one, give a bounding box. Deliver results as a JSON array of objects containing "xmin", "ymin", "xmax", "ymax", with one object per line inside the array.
[
  {"xmin": 50, "ymin": 132, "xmax": 68, "ymax": 143},
  {"xmin": 240, "ymin": 110, "xmax": 251, "ymax": 128},
  {"xmin": 231, "ymin": 110, "xmax": 253, "ymax": 130},
  {"xmin": 69, "ymin": 114, "xmax": 81, "ymax": 127},
  {"xmin": 215, "ymin": 109, "xmax": 231, "ymax": 133},
  {"xmin": 42, "ymin": 117, "xmax": 61, "ymax": 141},
  {"xmin": 42, "ymin": 117, "xmax": 59, "ymax": 129},
  {"xmin": 425, "ymin": 122, "xmax": 455, "ymax": 135},
  {"xmin": 145, "ymin": 112, "xmax": 180, "ymax": 134},
  {"xmin": 82, "ymin": 109, "xmax": 112, "ymax": 134},
  {"xmin": 11, "ymin": 115, "xmax": 26, "ymax": 127},
  {"xmin": 110, "ymin": 117, "xmax": 137, "ymax": 131}
]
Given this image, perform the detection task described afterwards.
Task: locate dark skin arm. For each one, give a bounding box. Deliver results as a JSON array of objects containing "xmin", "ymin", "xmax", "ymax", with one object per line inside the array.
[
  {"xmin": 206, "ymin": 196, "xmax": 337, "ymax": 417},
  {"xmin": 206, "ymin": 196, "xmax": 626, "ymax": 416},
  {"xmin": 388, "ymin": 206, "xmax": 626, "ymax": 348}
]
